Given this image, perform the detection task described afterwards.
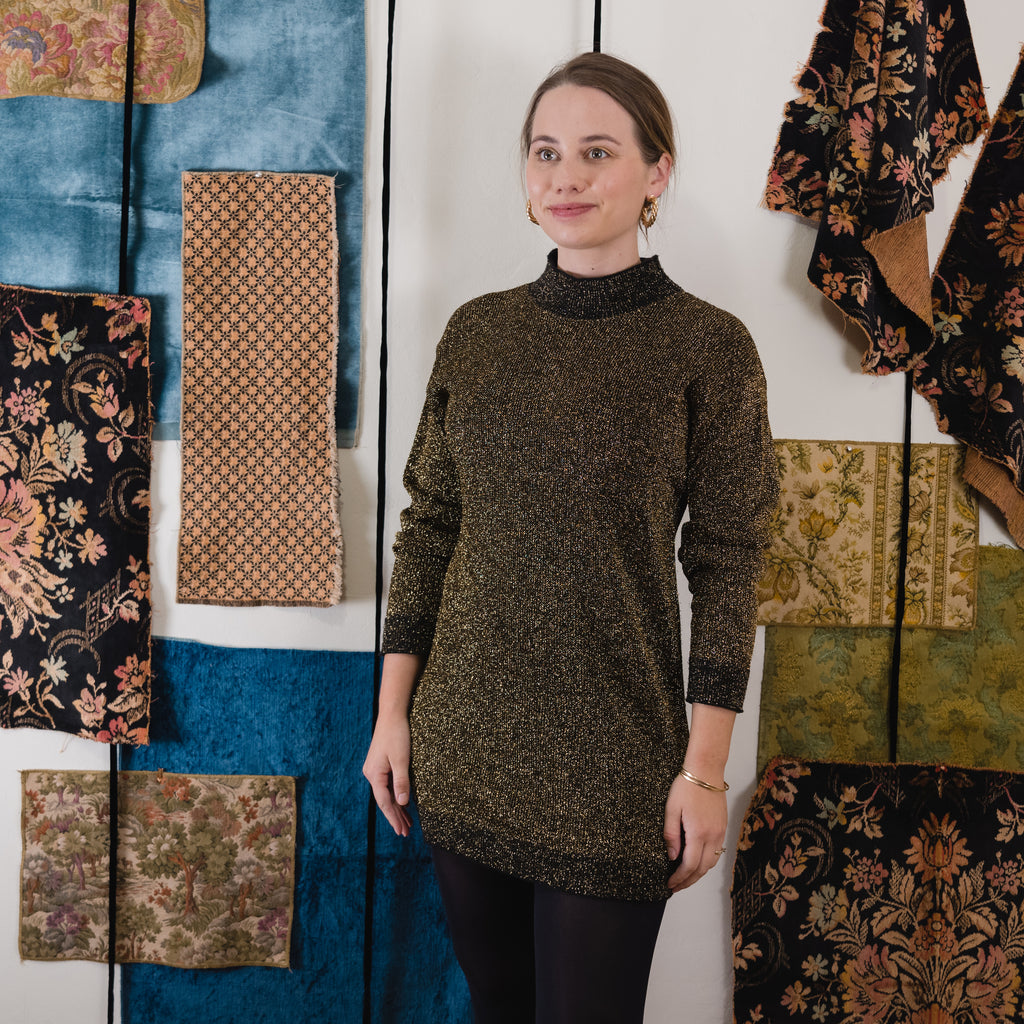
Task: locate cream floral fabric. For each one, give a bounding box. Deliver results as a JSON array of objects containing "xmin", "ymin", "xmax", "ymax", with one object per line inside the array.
[{"xmin": 758, "ymin": 440, "xmax": 978, "ymax": 630}]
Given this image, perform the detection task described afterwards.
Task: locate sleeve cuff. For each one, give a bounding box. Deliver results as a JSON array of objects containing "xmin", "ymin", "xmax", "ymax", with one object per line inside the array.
[{"xmin": 686, "ymin": 657, "xmax": 748, "ymax": 713}]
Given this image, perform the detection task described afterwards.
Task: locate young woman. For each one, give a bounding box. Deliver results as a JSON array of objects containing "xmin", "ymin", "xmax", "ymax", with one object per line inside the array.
[{"xmin": 364, "ymin": 52, "xmax": 778, "ymax": 1024}]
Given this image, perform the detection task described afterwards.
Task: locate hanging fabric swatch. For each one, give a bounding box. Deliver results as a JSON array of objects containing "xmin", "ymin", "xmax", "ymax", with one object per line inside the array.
[
  {"xmin": 0, "ymin": 2, "xmax": 204, "ymax": 103},
  {"xmin": 0, "ymin": 283, "xmax": 151, "ymax": 744},
  {"xmin": 764, "ymin": 0, "xmax": 988, "ymax": 374},
  {"xmin": 759, "ymin": 545, "xmax": 1024, "ymax": 773},
  {"xmin": 734, "ymin": 757, "xmax": 1024, "ymax": 1024},
  {"xmin": 20, "ymin": 769, "xmax": 296, "ymax": 968},
  {"xmin": 120, "ymin": 641, "xmax": 467, "ymax": 1024},
  {"xmin": 918, "ymin": 48, "xmax": 1024, "ymax": 546},
  {"xmin": 177, "ymin": 171, "xmax": 343, "ymax": 606},
  {"xmin": 759, "ymin": 440, "xmax": 978, "ymax": 629}
]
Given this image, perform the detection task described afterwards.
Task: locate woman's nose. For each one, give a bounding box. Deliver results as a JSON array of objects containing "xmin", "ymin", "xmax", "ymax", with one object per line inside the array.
[{"xmin": 554, "ymin": 158, "xmax": 585, "ymax": 192}]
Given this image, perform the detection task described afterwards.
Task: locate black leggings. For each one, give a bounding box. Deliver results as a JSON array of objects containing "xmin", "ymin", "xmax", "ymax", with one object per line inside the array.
[{"xmin": 430, "ymin": 845, "xmax": 666, "ymax": 1024}]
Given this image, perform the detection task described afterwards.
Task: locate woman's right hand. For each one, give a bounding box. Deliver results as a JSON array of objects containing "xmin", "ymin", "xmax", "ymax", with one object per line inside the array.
[{"xmin": 363, "ymin": 712, "xmax": 413, "ymax": 837}]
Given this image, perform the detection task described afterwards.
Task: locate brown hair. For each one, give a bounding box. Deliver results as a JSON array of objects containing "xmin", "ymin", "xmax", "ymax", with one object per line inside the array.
[{"xmin": 520, "ymin": 52, "xmax": 676, "ymax": 169}]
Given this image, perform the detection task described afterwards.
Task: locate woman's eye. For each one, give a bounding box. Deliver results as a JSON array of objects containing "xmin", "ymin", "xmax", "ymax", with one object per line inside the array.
[
  {"xmin": 587, "ymin": 148, "xmax": 608, "ymax": 159},
  {"xmin": 535, "ymin": 148, "xmax": 557, "ymax": 162}
]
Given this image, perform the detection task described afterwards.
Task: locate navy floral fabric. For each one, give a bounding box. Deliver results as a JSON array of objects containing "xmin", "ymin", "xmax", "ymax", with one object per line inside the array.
[
  {"xmin": 765, "ymin": 0, "xmax": 988, "ymax": 375},
  {"xmin": 0, "ymin": 283, "xmax": 151, "ymax": 743},
  {"xmin": 734, "ymin": 758, "xmax": 1024, "ymax": 1024},
  {"xmin": 917, "ymin": 49, "xmax": 1024, "ymax": 545}
]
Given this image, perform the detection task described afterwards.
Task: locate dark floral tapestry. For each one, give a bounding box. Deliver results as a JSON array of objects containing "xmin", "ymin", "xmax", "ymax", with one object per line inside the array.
[
  {"xmin": 0, "ymin": 283, "xmax": 151, "ymax": 744},
  {"xmin": 733, "ymin": 757, "xmax": 1024, "ymax": 1024},
  {"xmin": 764, "ymin": 0, "xmax": 988, "ymax": 375},
  {"xmin": 20, "ymin": 769, "xmax": 296, "ymax": 968},
  {"xmin": 917, "ymin": 48, "xmax": 1024, "ymax": 546}
]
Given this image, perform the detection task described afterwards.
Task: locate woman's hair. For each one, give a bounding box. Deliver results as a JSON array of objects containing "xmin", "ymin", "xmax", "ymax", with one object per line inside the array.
[{"xmin": 520, "ymin": 52, "xmax": 676, "ymax": 169}]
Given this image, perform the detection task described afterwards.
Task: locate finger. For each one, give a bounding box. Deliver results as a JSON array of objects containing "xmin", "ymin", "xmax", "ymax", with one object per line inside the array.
[
  {"xmin": 663, "ymin": 812, "xmax": 682, "ymax": 862},
  {"xmin": 392, "ymin": 765, "xmax": 411, "ymax": 807},
  {"xmin": 669, "ymin": 840, "xmax": 726, "ymax": 892},
  {"xmin": 369, "ymin": 773, "xmax": 410, "ymax": 837},
  {"xmin": 668, "ymin": 841, "xmax": 704, "ymax": 891}
]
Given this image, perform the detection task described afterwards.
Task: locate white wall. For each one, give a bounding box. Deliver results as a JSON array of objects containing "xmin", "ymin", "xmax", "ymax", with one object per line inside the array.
[{"xmin": 2, "ymin": 2, "xmax": 1021, "ymax": 1021}]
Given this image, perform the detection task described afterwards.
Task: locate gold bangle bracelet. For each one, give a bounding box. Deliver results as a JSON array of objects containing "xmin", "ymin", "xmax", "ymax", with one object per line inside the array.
[{"xmin": 679, "ymin": 766, "xmax": 729, "ymax": 792}]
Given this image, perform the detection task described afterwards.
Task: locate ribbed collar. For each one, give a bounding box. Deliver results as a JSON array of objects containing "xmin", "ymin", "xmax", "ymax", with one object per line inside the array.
[{"xmin": 527, "ymin": 249, "xmax": 680, "ymax": 320}]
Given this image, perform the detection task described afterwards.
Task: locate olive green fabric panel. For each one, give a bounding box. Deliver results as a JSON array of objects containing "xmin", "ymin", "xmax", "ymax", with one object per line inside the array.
[{"xmin": 759, "ymin": 546, "xmax": 1024, "ymax": 773}]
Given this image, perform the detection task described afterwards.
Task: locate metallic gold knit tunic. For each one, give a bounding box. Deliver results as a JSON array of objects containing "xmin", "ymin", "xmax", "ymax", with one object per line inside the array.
[{"xmin": 383, "ymin": 253, "xmax": 778, "ymax": 901}]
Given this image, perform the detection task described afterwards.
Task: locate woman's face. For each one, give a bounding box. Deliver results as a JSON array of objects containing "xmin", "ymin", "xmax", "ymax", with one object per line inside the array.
[{"xmin": 526, "ymin": 84, "xmax": 671, "ymax": 278}]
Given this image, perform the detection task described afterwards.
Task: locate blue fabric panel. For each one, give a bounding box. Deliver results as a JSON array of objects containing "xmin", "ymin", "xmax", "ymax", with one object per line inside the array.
[
  {"xmin": 0, "ymin": 1, "xmax": 364, "ymax": 438},
  {"xmin": 121, "ymin": 639, "xmax": 469, "ymax": 1024}
]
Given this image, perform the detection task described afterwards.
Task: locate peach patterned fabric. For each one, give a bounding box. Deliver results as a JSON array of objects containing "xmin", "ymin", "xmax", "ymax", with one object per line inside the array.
[{"xmin": 177, "ymin": 171, "xmax": 342, "ymax": 606}]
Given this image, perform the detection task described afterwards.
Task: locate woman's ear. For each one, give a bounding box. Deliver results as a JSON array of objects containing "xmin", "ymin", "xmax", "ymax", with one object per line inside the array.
[{"xmin": 649, "ymin": 153, "xmax": 672, "ymax": 198}]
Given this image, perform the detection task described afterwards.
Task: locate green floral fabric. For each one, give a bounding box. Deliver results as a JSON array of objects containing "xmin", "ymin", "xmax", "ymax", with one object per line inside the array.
[
  {"xmin": 758, "ymin": 440, "xmax": 978, "ymax": 630},
  {"xmin": 1, "ymin": 283, "xmax": 151, "ymax": 743},
  {"xmin": 759, "ymin": 545, "xmax": 1024, "ymax": 773},
  {"xmin": 20, "ymin": 769, "xmax": 296, "ymax": 968},
  {"xmin": 734, "ymin": 757, "xmax": 1024, "ymax": 1024},
  {"xmin": 765, "ymin": 0, "xmax": 988, "ymax": 375}
]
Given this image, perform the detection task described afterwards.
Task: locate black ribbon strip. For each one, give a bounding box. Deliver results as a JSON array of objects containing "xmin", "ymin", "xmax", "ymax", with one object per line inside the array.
[
  {"xmin": 364, "ymin": 2, "xmax": 397, "ymax": 1022},
  {"xmin": 109, "ymin": 3, "xmax": 137, "ymax": 1021},
  {"xmin": 118, "ymin": 0, "xmax": 138, "ymax": 297},
  {"xmin": 887, "ymin": 371, "xmax": 914, "ymax": 762},
  {"xmin": 593, "ymin": 0, "xmax": 603, "ymax": 52}
]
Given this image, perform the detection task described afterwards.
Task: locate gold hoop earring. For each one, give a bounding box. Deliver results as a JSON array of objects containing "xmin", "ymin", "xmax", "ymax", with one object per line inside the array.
[
  {"xmin": 640, "ymin": 195, "xmax": 659, "ymax": 230},
  {"xmin": 526, "ymin": 199, "xmax": 540, "ymax": 225}
]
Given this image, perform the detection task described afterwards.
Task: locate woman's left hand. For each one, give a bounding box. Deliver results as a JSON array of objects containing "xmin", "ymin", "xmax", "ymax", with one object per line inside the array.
[{"xmin": 663, "ymin": 772, "xmax": 728, "ymax": 893}]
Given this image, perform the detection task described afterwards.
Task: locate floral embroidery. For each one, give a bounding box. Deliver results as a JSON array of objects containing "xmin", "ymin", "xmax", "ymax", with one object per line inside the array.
[
  {"xmin": 916, "ymin": 50, "xmax": 1024, "ymax": 545},
  {"xmin": 20, "ymin": 770, "xmax": 296, "ymax": 968},
  {"xmin": 1, "ymin": 283, "xmax": 151, "ymax": 744},
  {"xmin": 765, "ymin": 0, "xmax": 988, "ymax": 375},
  {"xmin": 0, "ymin": 2, "xmax": 204, "ymax": 104},
  {"xmin": 734, "ymin": 758, "xmax": 1024, "ymax": 1024},
  {"xmin": 758, "ymin": 441, "xmax": 977, "ymax": 630}
]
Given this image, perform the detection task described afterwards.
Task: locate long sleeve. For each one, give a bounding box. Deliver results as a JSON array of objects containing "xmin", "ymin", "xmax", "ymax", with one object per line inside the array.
[
  {"xmin": 381, "ymin": 334, "xmax": 462, "ymax": 655},
  {"xmin": 678, "ymin": 321, "xmax": 778, "ymax": 713}
]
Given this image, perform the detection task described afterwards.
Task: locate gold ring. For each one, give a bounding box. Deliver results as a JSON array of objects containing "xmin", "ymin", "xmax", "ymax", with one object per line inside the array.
[{"xmin": 713, "ymin": 848, "xmax": 726, "ymax": 856}]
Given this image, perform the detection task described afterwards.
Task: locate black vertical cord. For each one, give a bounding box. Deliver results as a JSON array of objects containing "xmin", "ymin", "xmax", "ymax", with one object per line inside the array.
[
  {"xmin": 109, "ymin": 3, "xmax": 137, "ymax": 1021},
  {"xmin": 118, "ymin": 0, "xmax": 138, "ymax": 297},
  {"xmin": 364, "ymin": 2, "xmax": 397, "ymax": 1022},
  {"xmin": 593, "ymin": 0, "xmax": 602, "ymax": 51},
  {"xmin": 887, "ymin": 371, "xmax": 914, "ymax": 762}
]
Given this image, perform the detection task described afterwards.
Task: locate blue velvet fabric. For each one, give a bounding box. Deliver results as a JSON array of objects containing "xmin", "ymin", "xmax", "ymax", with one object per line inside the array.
[
  {"xmin": 0, "ymin": 1, "xmax": 364, "ymax": 440},
  {"xmin": 121, "ymin": 639, "xmax": 470, "ymax": 1023}
]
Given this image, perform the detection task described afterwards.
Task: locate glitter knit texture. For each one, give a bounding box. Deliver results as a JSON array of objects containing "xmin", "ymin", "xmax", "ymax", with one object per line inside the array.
[{"xmin": 383, "ymin": 252, "xmax": 778, "ymax": 901}]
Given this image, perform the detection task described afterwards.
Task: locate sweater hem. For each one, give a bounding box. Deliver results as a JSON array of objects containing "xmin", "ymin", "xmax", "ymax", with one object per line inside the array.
[{"xmin": 421, "ymin": 811, "xmax": 671, "ymax": 903}]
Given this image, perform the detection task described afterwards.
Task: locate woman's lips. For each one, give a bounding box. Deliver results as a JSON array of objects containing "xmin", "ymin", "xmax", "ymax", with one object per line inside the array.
[{"xmin": 548, "ymin": 203, "xmax": 595, "ymax": 218}]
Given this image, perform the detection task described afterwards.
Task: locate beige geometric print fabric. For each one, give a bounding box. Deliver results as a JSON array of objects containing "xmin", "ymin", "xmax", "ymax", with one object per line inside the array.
[
  {"xmin": 758, "ymin": 440, "xmax": 978, "ymax": 630},
  {"xmin": 177, "ymin": 171, "xmax": 343, "ymax": 606}
]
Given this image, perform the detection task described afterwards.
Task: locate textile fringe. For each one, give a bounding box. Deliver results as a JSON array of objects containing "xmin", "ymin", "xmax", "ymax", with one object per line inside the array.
[{"xmin": 963, "ymin": 447, "xmax": 1024, "ymax": 548}]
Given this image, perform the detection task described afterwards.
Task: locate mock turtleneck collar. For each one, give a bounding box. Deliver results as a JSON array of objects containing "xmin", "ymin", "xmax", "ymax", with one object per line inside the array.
[{"xmin": 527, "ymin": 249, "xmax": 680, "ymax": 320}]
